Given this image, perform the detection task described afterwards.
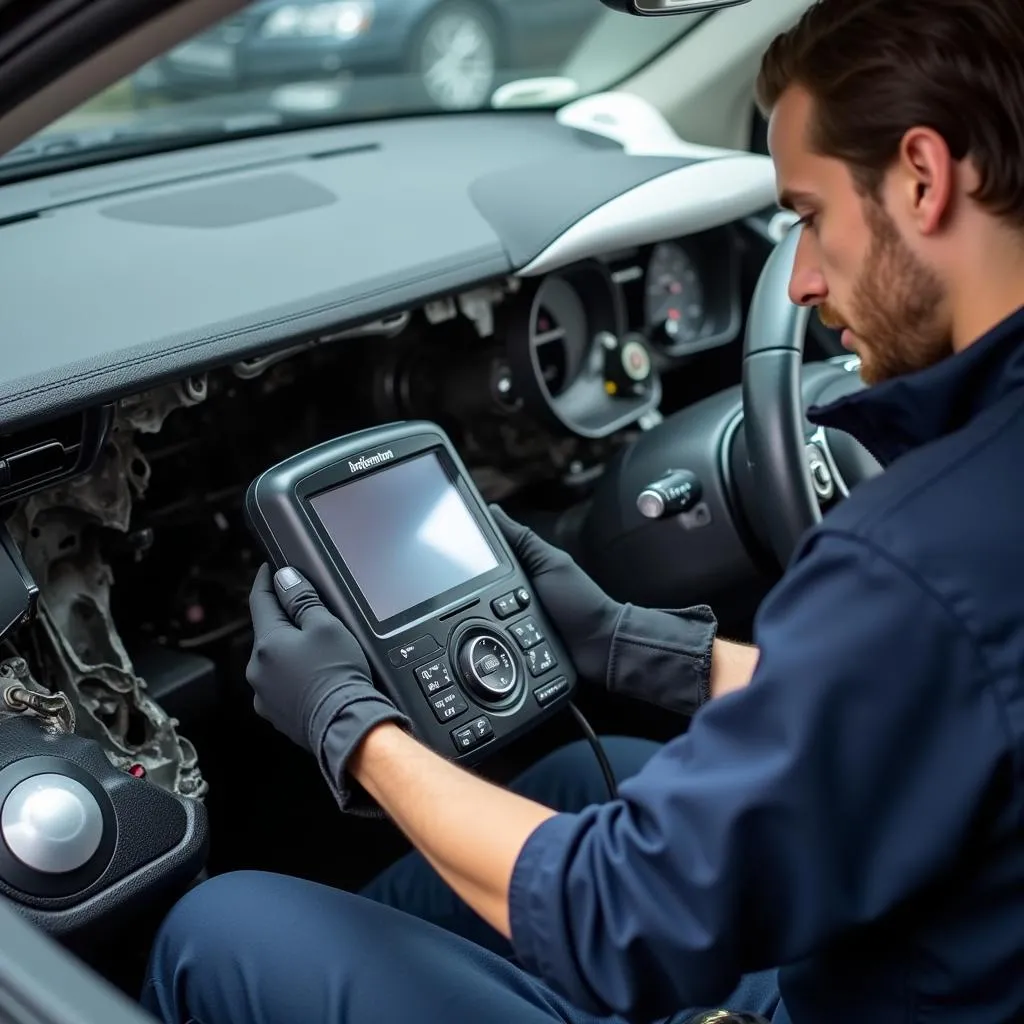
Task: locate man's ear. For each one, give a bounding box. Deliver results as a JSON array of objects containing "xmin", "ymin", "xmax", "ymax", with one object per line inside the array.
[{"xmin": 898, "ymin": 126, "xmax": 955, "ymax": 235}]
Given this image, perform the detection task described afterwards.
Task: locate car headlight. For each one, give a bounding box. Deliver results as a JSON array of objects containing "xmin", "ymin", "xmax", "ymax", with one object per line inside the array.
[{"xmin": 261, "ymin": 2, "xmax": 374, "ymax": 40}]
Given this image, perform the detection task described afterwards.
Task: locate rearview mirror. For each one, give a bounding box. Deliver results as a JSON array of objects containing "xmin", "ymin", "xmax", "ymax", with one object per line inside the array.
[{"xmin": 599, "ymin": 0, "xmax": 752, "ymax": 14}]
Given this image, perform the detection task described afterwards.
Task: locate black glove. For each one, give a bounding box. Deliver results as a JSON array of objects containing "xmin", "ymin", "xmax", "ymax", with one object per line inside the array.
[
  {"xmin": 491, "ymin": 506, "xmax": 718, "ymax": 714},
  {"xmin": 247, "ymin": 564, "xmax": 410, "ymax": 816}
]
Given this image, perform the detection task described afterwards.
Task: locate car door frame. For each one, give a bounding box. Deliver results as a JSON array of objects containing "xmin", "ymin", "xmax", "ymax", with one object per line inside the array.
[
  {"xmin": 0, "ymin": 895, "xmax": 156, "ymax": 1024},
  {"xmin": 0, "ymin": 0, "xmax": 246, "ymax": 155}
]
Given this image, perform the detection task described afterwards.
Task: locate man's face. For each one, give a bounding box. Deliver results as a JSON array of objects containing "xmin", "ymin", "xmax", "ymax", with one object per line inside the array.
[{"xmin": 768, "ymin": 86, "xmax": 953, "ymax": 385}]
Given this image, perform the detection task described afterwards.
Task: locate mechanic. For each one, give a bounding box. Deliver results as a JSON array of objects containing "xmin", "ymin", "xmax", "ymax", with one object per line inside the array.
[{"xmin": 142, "ymin": 1, "xmax": 1024, "ymax": 1022}]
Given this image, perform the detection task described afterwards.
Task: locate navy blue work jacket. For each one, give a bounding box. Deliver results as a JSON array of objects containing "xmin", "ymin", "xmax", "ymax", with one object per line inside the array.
[{"xmin": 509, "ymin": 304, "xmax": 1024, "ymax": 1024}]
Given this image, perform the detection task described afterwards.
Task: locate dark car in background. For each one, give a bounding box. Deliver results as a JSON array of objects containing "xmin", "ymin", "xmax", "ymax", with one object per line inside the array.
[{"xmin": 131, "ymin": 0, "xmax": 601, "ymax": 112}]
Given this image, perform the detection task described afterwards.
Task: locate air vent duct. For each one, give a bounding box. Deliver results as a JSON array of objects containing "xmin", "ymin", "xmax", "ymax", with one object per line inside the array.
[{"xmin": 0, "ymin": 407, "xmax": 113, "ymax": 506}]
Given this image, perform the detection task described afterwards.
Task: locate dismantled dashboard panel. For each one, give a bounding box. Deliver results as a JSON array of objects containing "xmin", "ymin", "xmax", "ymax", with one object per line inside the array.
[
  {"xmin": 0, "ymin": 224, "xmax": 743, "ymax": 805},
  {"xmin": 1, "ymin": 383, "xmax": 208, "ymax": 801}
]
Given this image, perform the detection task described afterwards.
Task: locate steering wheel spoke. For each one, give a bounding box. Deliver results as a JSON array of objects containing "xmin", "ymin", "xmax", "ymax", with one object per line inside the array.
[
  {"xmin": 806, "ymin": 425, "xmax": 851, "ymax": 505},
  {"xmin": 741, "ymin": 229, "xmax": 879, "ymax": 565}
]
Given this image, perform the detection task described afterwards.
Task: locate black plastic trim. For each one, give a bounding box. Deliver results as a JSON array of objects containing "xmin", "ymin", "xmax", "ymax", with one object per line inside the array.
[{"xmin": 0, "ymin": 405, "xmax": 112, "ymax": 505}]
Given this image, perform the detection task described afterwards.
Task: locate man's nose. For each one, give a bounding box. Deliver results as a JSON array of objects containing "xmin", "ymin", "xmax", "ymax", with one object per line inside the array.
[{"xmin": 788, "ymin": 232, "xmax": 827, "ymax": 307}]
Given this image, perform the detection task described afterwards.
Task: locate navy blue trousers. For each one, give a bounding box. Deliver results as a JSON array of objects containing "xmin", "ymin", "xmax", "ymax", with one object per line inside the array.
[{"xmin": 142, "ymin": 738, "xmax": 784, "ymax": 1023}]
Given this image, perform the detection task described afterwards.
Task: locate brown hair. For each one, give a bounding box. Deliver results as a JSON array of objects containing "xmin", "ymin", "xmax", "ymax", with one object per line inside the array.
[{"xmin": 755, "ymin": 0, "xmax": 1024, "ymax": 226}]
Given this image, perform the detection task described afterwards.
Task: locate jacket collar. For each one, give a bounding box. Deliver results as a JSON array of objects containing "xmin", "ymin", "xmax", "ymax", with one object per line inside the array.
[{"xmin": 809, "ymin": 303, "xmax": 1024, "ymax": 465}]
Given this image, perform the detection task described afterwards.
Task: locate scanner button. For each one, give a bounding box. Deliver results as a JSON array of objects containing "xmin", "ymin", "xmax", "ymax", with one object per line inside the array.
[
  {"xmin": 469, "ymin": 716, "xmax": 493, "ymax": 741},
  {"xmin": 475, "ymin": 653, "xmax": 502, "ymax": 676},
  {"xmin": 534, "ymin": 676, "xmax": 569, "ymax": 707},
  {"xmin": 509, "ymin": 618, "xmax": 544, "ymax": 651},
  {"xmin": 430, "ymin": 687, "xmax": 468, "ymax": 723},
  {"xmin": 459, "ymin": 634, "xmax": 517, "ymax": 701},
  {"xmin": 491, "ymin": 593, "xmax": 519, "ymax": 619},
  {"xmin": 388, "ymin": 635, "xmax": 440, "ymax": 667},
  {"xmin": 525, "ymin": 643, "xmax": 557, "ymax": 677},
  {"xmin": 514, "ymin": 587, "xmax": 531, "ymax": 609},
  {"xmin": 416, "ymin": 661, "xmax": 453, "ymax": 696},
  {"xmin": 452, "ymin": 726, "xmax": 477, "ymax": 753}
]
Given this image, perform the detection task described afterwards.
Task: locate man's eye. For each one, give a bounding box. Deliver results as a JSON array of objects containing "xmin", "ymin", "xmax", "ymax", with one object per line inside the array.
[{"xmin": 796, "ymin": 212, "xmax": 818, "ymax": 230}]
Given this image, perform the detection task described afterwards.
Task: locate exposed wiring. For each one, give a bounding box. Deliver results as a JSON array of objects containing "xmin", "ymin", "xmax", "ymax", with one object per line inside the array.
[{"xmin": 569, "ymin": 701, "xmax": 617, "ymax": 800}]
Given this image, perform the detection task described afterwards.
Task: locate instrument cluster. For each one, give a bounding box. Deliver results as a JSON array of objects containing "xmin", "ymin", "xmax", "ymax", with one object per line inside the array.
[
  {"xmin": 609, "ymin": 226, "xmax": 742, "ymax": 359},
  {"xmin": 500, "ymin": 227, "xmax": 742, "ymax": 439}
]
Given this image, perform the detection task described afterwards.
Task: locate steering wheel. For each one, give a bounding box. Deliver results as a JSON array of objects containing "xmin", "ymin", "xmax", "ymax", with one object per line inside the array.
[{"xmin": 741, "ymin": 227, "xmax": 881, "ymax": 566}]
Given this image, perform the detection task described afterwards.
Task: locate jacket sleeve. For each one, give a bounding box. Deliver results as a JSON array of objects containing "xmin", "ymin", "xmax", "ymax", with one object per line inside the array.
[
  {"xmin": 508, "ymin": 530, "xmax": 1009, "ymax": 1020},
  {"xmin": 607, "ymin": 603, "xmax": 718, "ymax": 711}
]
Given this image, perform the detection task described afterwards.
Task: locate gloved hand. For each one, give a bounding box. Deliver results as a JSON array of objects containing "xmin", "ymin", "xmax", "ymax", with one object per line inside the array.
[
  {"xmin": 491, "ymin": 506, "xmax": 718, "ymax": 714},
  {"xmin": 247, "ymin": 564, "xmax": 410, "ymax": 816}
]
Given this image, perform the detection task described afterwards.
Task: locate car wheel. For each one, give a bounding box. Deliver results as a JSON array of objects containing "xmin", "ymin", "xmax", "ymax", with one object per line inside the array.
[{"xmin": 413, "ymin": 2, "xmax": 499, "ymax": 111}]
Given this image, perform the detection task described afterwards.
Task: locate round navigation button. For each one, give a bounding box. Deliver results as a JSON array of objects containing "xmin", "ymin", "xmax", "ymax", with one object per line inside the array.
[
  {"xmin": 1, "ymin": 774, "xmax": 104, "ymax": 874},
  {"xmin": 458, "ymin": 633, "xmax": 518, "ymax": 701}
]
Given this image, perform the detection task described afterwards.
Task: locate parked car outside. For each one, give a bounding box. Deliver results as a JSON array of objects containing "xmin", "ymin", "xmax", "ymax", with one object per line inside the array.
[{"xmin": 131, "ymin": 0, "xmax": 602, "ymax": 113}]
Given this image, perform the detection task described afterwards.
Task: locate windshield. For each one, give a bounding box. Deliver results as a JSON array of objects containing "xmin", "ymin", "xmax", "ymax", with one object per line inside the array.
[{"xmin": 8, "ymin": 1, "xmax": 703, "ymax": 173}]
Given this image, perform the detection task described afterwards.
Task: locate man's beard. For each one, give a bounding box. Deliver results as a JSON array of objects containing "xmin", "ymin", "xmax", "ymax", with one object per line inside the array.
[{"xmin": 818, "ymin": 200, "xmax": 952, "ymax": 385}]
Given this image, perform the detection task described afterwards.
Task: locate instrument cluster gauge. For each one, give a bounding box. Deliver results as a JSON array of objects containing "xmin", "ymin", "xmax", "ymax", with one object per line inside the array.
[
  {"xmin": 503, "ymin": 260, "xmax": 661, "ymax": 439},
  {"xmin": 644, "ymin": 242, "xmax": 706, "ymax": 351},
  {"xmin": 530, "ymin": 275, "xmax": 589, "ymax": 397}
]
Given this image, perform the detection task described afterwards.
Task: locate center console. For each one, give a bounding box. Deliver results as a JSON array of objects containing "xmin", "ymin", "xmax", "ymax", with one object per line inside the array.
[
  {"xmin": 0, "ymin": 716, "xmax": 207, "ymax": 937},
  {"xmin": 0, "ymin": 528, "xmax": 207, "ymax": 938}
]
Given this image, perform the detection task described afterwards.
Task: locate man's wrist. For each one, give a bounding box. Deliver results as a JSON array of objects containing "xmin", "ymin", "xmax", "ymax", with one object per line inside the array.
[
  {"xmin": 347, "ymin": 720, "xmax": 412, "ymax": 791},
  {"xmin": 710, "ymin": 638, "xmax": 759, "ymax": 699}
]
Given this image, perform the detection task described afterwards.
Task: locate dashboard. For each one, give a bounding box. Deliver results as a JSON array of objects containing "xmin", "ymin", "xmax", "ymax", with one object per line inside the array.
[{"xmin": 0, "ymin": 94, "xmax": 773, "ymax": 437}]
